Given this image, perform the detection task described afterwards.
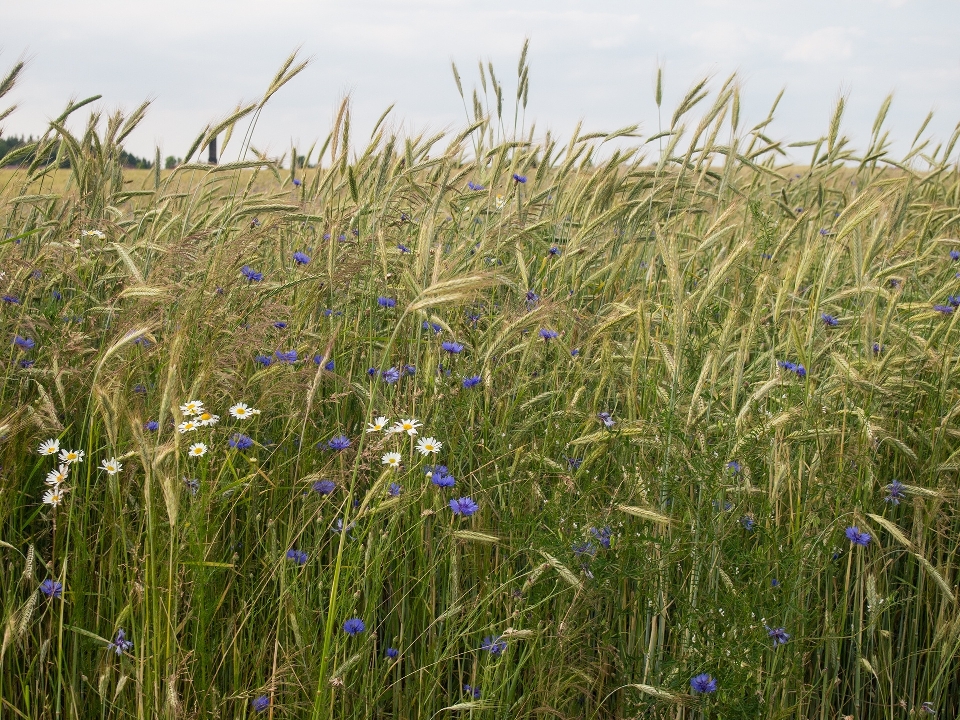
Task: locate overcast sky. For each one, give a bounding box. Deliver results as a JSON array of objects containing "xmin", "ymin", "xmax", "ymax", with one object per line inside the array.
[{"xmin": 2, "ymin": 0, "xmax": 959, "ymax": 165}]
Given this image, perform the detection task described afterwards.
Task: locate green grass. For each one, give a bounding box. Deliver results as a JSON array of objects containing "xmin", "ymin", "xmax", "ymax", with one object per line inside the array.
[{"xmin": 1, "ymin": 51, "xmax": 960, "ymax": 719}]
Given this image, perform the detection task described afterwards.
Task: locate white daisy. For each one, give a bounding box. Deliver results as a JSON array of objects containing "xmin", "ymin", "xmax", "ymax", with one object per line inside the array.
[
  {"xmin": 179, "ymin": 400, "xmax": 204, "ymax": 416},
  {"xmin": 366, "ymin": 416, "xmax": 391, "ymax": 433},
  {"xmin": 100, "ymin": 458, "xmax": 122, "ymax": 475},
  {"xmin": 38, "ymin": 438, "xmax": 60, "ymax": 456},
  {"xmin": 42, "ymin": 487, "xmax": 68, "ymax": 507},
  {"xmin": 381, "ymin": 452, "xmax": 402, "ymax": 468},
  {"xmin": 393, "ymin": 418, "xmax": 422, "ymax": 437},
  {"xmin": 81, "ymin": 229, "xmax": 106, "ymax": 239},
  {"xmin": 495, "ymin": 194, "xmax": 506, "ymax": 209},
  {"xmin": 178, "ymin": 420, "xmax": 199, "ymax": 434},
  {"xmin": 58, "ymin": 448, "xmax": 84, "ymax": 464},
  {"xmin": 197, "ymin": 412, "xmax": 220, "ymax": 427},
  {"xmin": 44, "ymin": 465, "xmax": 70, "ymax": 486},
  {"xmin": 415, "ymin": 437, "xmax": 442, "ymax": 455},
  {"xmin": 188, "ymin": 443, "xmax": 207, "ymax": 457},
  {"xmin": 229, "ymin": 402, "xmax": 259, "ymax": 419}
]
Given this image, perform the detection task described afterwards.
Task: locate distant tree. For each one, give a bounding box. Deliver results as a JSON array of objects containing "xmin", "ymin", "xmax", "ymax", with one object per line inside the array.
[{"xmin": 165, "ymin": 156, "xmax": 178, "ymax": 170}]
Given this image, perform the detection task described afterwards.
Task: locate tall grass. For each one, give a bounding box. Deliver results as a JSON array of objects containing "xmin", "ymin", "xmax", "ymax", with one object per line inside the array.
[{"xmin": 1, "ymin": 50, "xmax": 960, "ymax": 719}]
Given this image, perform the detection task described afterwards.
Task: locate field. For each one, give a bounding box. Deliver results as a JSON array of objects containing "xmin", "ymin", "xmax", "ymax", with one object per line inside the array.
[{"xmin": 2, "ymin": 55, "xmax": 960, "ymax": 719}]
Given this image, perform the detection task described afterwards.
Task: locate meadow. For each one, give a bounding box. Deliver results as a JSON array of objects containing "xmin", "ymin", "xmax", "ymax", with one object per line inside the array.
[{"xmin": 2, "ymin": 51, "xmax": 960, "ymax": 719}]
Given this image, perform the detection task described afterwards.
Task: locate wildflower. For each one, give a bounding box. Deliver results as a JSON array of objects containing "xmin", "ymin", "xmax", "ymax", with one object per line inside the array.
[
  {"xmin": 38, "ymin": 438, "xmax": 60, "ymax": 456},
  {"xmin": 343, "ymin": 618, "xmax": 366, "ymax": 635},
  {"xmin": 385, "ymin": 647, "xmax": 399, "ymax": 658},
  {"xmin": 441, "ymin": 341, "xmax": 464, "ymax": 354},
  {"xmin": 398, "ymin": 243, "xmax": 410, "ymax": 253},
  {"xmin": 180, "ymin": 400, "xmax": 204, "ymax": 416},
  {"xmin": 566, "ymin": 457, "xmax": 583, "ymax": 470},
  {"xmin": 481, "ymin": 635, "xmax": 507, "ymax": 655},
  {"xmin": 45, "ymin": 465, "xmax": 69, "ymax": 486},
  {"xmin": 367, "ymin": 416, "xmax": 391, "ymax": 433},
  {"xmin": 590, "ymin": 526, "xmax": 612, "ymax": 549},
  {"xmin": 525, "ymin": 290, "xmax": 540, "ymax": 305},
  {"xmin": 255, "ymin": 355, "xmax": 273, "ymax": 367},
  {"xmin": 821, "ymin": 313, "xmax": 839, "ymax": 327},
  {"xmin": 20, "ymin": 359, "xmax": 35, "ymax": 368},
  {"xmin": 765, "ymin": 626, "xmax": 790, "ymax": 646},
  {"xmin": 382, "ymin": 452, "xmax": 402, "ymax": 468},
  {"xmin": 740, "ymin": 515, "xmax": 755, "ymax": 531},
  {"xmin": 845, "ymin": 526, "xmax": 871, "ymax": 546},
  {"xmin": 178, "ymin": 420, "xmax": 199, "ymax": 434},
  {"xmin": 388, "ymin": 482, "xmax": 402, "ymax": 496},
  {"xmin": 291, "ymin": 250, "xmax": 311, "ymax": 265},
  {"xmin": 948, "ymin": 296, "xmax": 960, "ymax": 307},
  {"xmin": 145, "ymin": 420, "xmax": 159, "ymax": 431},
  {"xmin": 403, "ymin": 364, "xmax": 416, "ymax": 375},
  {"xmin": 13, "ymin": 335, "xmax": 34, "ymax": 349},
  {"xmin": 367, "ymin": 367, "xmax": 379, "ymax": 377},
  {"xmin": 468, "ymin": 181, "xmax": 484, "ymax": 190},
  {"xmin": 597, "ymin": 412, "xmax": 615, "ymax": 428},
  {"xmin": 462, "ymin": 375, "xmax": 481, "ymax": 389},
  {"xmin": 241, "ymin": 265, "xmax": 263, "ymax": 282},
  {"xmin": 59, "ymin": 448, "xmax": 84, "ymax": 465},
  {"xmin": 539, "ymin": 328, "xmax": 559, "ymax": 340},
  {"xmin": 188, "ymin": 443, "xmax": 207, "ymax": 458},
  {"xmin": 2, "ymin": 294, "xmax": 19, "ymax": 304},
  {"xmin": 416, "ymin": 437, "xmax": 442, "ymax": 455},
  {"xmin": 884, "ymin": 479, "xmax": 906, "ymax": 505},
  {"xmin": 286, "ymin": 549, "xmax": 308, "ymax": 565},
  {"xmin": 382, "ymin": 367, "xmax": 401, "ymax": 384},
  {"xmin": 40, "ymin": 579, "xmax": 63, "ymax": 598},
  {"xmin": 275, "ymin": 349, "xmax": 298, "ymax": 363},
  {"xmin": 819, "ymin": 228, "xmax": 831, "ymax": 236},
  {"xmin": 422, "ymin": 321, "xmax": 442, "ymax": 334},
  {"xmin": 100, "ymin": 458, "xmax": 122, "ymax": 475},
  {"xmin": 42, "ymin": 487, "xmax": 67, "ymax": 507},
  {"xmin": 921, "ymin": 702, "xmax": 936, "ymax": 716},
  {"xmin": 449, "ymin": 496, "xmax": 479, "ymax": 516},
  {"xmin": 377, "ymin": 296, "xmax": 396, "ymax": 308},
  {"xmin": 82, "ymin": 229, "xmax": 106, "ymax": 240},
  {"xmin": 293, "ymin": 178, "xmax": 302, "ymax": 187},
  {"xmin": 312, "ymin": 479, "xmax": 336, "ymax": 495},
  {"xmin": 229, "ymin": 402, "xmax": 260, "ymax": 419},
  {"xmin": 273, "ymin": 321, "xmax": 288, "ymax": 329},
  {"xmin": 690, "ymin": 674, "xmax": 717, "ymax": 694},
  {"xmin": 183, "ymin": 477, "xmax": 199, "ymax": 495},
  {"xmin": 463, "ymin": 684, "xmax": 481, "ymax": 699},
  {"xmin": 394, "ymin": 418, "xmax": 421, "ymax": 436},
  {"xmin": 512, "ymin": 173, "xmax": 527, "ymax": 183},
  {"xmin": 573, "ymin": 541, "xmax": 596, "ymax": 558},
  {"xmin": 252, "ymin": 696, "xmax": 270, "ymax": 713},
  {"xmin": 467, "ymin": 313, "xmax": 481, "ymax": 325},
  {"xmin": 872, "ymin": 342, "xmax": 884, "ymax": 355},
  {"xmin": 778, "ymin": 360, "xmax": 807, "ymax": 378},
  {"xmin": 52, "ymin": 289, "xmax": 62, "ymax": 301},
  {"xmin": 933, "ymin": 304, "xmax": 954, "ymax": 314},
  {"xmin": 726, "ymin": 460, "xmax": 742, "ymax": 474},
  {"xmin": 431, "ymin": 470, "xmax": 455, "ymax": 488},
  {"xmin": 549, "ymin": 246, "xmax": 560, "ymax": 256},
  {"xmin": 951, "ymin": 250, "xmax": 960, "ymax": 261},
  {"xmin": 108, "ymin": 629, "xmax": 133, "ymax": 656},
  {"xmin": 771, "ymin": 578, "xmax": 780, "ymax": 587},
  {"xmin": 229, "ymin": 434, "xmax": 254, "ymax": 450}
]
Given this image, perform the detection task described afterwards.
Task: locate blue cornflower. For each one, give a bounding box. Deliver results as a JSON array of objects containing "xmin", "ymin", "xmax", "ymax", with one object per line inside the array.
[
  {"xmin": 273, "ymin": 322, "xmax": 288, "ymax": 329},
  {"xmin": 431, "ymin": 470, "xmax": 455, "ymax": 488},
  {"xmin": 388, "ymin": 482, "xmax": 402, "ymax": 497},
  {"xmin": 761, "ymin": 252, "xmax": 773, "ymax": 260},
  {"xmin": 377, "ymin": 296, "xmax": 396, "ymax": 308},
  {"xmin": 951, "ymin": 250, "xmax": 960, "ymax": 261},
  {"xmin": 13, "ymin": 335, "xmax": 34, "ymax": 349},
  {"xmin": 108, "ymin": 629, "xmax": 133, "ymax": 656},
  {"xmin": 386, "ymin": 647, "xmax": 399, "ymax": 658},
  {"xmin": 590, "ymin": 526, "xmax": 612, "ymax": 549},
  {"xmin": 771, "ymin": 578, "xmax": 780, "ymax": 587},
  {"xmin": 398, "ymin": 243, "xmax": 410, "ymax": 253},
  {"xmin": 821, "ymin": 313, "xmax": 839, "ymax": 327},
  {"xmin": 525, "ymin": 290, "xmax": 540, "ymax": 306},
  {"xmin": 422, "ymin": 321, "xmax": 443, "ymax": 334},
  {"xmin": 766, "ymin": 626, "xmax": 790, "ymax": 646},
  {"xmin": 352, "ymin": 228, "xmax": 359, "ymax": 236},
  {"xmin": 948, "ymin": 296, "xmax": 960, "ymax": 307},
  {"xmin": 323, "ymin": 233, "xmax": 331, "ymax": 240},
  {"xmin": 726, "ymin": 460, "xmax": 742, "ymax": 474},
  {"xmin": 293, "ymin": 251, "xmax": 310, "ymax": 264},
  {"xmin": 367, "ymin": 367, "xmax": 379, "ymax": 377},
  {"xmin": 449, "ymin": 497, "xmax": 479, "ymax": 516},
  {"xmin": 229, "ymin": 434, "xmax": 254, "ymax": 450},
  {"xmin": 467, "ymin": 181, "xmax": 485, "ymax": 190},
  {"xmin": 426, "ymin": 465, "xmax": 448, "ymax": 478},
  {"xmin": 884, "ymin": 479, "xmax": 906, "ymax": 505},
  {"xmin": 2, "ymin": 294, "xmax": 19, "ymax": 304},
  {"xmin": 845, "ymin": 526, "xmax": 871, "ymax": 546},
  {"xmin": 255, "ymin": 355, "xmax": 273, "ymax": 367},
  {"xmin": 467, "ymin": 313, "xmax": 481, "ymax": 325},
  {"xmin": 597, "ymin": 412, "xmax": 615, "ymax": 428},
  {"xmin": 549, "ymin": 246, "xmax": 560, "ymax": 256},
  {"xmin": 343, "ymin": 618, "xmax": 365, "ymax": 635},
  {"xmin": 740, "ymin": 515, "xmax": 755, "ymax": 531},
  {"xmin": 133, "ymin": 336, "xmax": 151, "ymax": 347},
  {"xmin": 481, "ymin": 635, "xmax": 506, "ymax": 655},
  {"xmin": 183, "ymin": 477, "xmax": 199, "ymax": 495},
  {"xmin": 690, "ymin": 673, "xmax": 717, "ymax": 694},
  {"xmin": 20, "ymin": 359, "xmax": 35, "ymax": 368},
  {"xmin": 252, "ymin": 695, "xmax": 270, "ymax": 713},
  {"xmin": 40, "ymin": 579, "xmax": 63, "ymax": 598},
  {"xmin": 326, "ymin": 435, "xmax": 352, "ymax": 451},
  {"xmin": 888, "ymin": 278, "xmax": 902, "ymax": 289},
  {"xmin": 293, "ymin": 178, "xmax": 302, "ymax": 187},
  {"xmin": 933, "ymin": 304, "xmax": 954, "ymax": 314},
  {"xmin": 286, "ymin": 549, "xmax": 308, "ymax": 565},
  {"xmin": 819, "ymin": 228, "xmax": 831, "ymax": 236},
  {"xmin": 571, "ymin": 348, "xmax": 580, "ymax": 356},
  {"xmin": 778, "ymin": 360, "xmax": 806, "ymax": 378},
  {"xmin": 52, "ymin": 289, "xmax": 62, "ymax": 301},
  {"xmin": 539, "ymin": 328, "xmax": 559, "ymax": 341},
  {"xmin": 313, "ymin": 479, "xmax": 336, "ymax": 495},
  {"xmin": 382, "ymin": 367, "xmax": 401, "ymax": 384},
  {"xmin": 403, "ymin": 364, "xmax": 416, "ymax": 375},
  {"xmin": 463, "ymin": 684, "xmax": 481, "ymax": 699},
  {"xmin": 872, "ymin": 342, "xmax": 884, "ymax": 355},
  {"xmin": 275, "ymin": 349, "xmax": 297, "ymax": 363},
  {"xmin": 241, "ymin": 265, "xmax": 263, "ymax": 282},
  {"xmin": 441, "ymin": 341, "xmax": 464, "ymax": 354},
  {"xmin": 795, "ymin": 207, "xmax": 803, "ymax": 213},
  {"xmin": 512, "ymin": 174, "xmax": 526, "ymax": 183},
  {"xmin": 573, "ymin": 541, "xmax": 596, "ymax": 558},
  {"xmin": 462, "ymin": 375, "xmax": 481, "ymax": 389},
  {"xmin": 145, "ymin": 420, "xmax": 159, "ymax": 431},
  {"xmin": 566, "ymin": 457, "xmax": 583, "ymax": 470}
]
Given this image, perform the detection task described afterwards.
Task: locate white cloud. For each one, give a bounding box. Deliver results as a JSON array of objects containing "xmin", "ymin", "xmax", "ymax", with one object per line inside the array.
[{"xmin": 784, "ymin": 27, "xmax": 861, "ymax": 64}]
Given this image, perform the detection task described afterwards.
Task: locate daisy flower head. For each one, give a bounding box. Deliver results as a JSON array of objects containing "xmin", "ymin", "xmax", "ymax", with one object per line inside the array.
[
  {"xmin": 100, "ymin": 458, "xmax": 122, "ymax": 475},
  {"xmin": 44, "ymin": 465, "xmax": 70, "ymax": 486},
  {"xmin": 394, "ymin": 418, "xmax": 421, "ymax": 436},
  {"xmin": 178, "ymin": 420, "xmax": 199, "ymax": 434},
  {"xmin": 188, "ymin": 443, "xmax": 207, "ymax": 458},
  {"xmin": 179, "ymin": 400, "xmax": 204, "ymax": 416},
  {"xmin": 42, "ymin": 487, "xmax": 68, "ymax": 507},
  {"xmin": 382, "ymin": 451, "xmax": 402, "ymax": 469},
  {"xmin": 229, "ymin": 402, "xmax": 259, "ymax": 419},
  {"xmin": 416, "ymin": 437, "xmax": 442, "ymax": 455},
  {"xmin": 367, "ymin": 416, "xmax": 391, "ymax": 433},
  {"xmin": 38, "ymin": 438, "xmax": 60, "ymax": 456},
  {"xmin": 198, "ymin": 412, "xmax": 220, "ymax": 427},
  {"xmin": 58, "ymin": 448, "xmax": 84, "ymax": 465}
]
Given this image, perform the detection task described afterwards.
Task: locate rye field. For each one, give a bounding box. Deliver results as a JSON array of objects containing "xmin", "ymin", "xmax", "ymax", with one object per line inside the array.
[{"xmin": 2, "ymin": 52, "xmax": 960, "ymax": 719}]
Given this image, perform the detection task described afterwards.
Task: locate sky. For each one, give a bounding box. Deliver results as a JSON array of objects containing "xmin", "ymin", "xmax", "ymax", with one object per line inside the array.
[{"xmin": 2, "ymin": 0, "xmax": 959, "ymax": 165}]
